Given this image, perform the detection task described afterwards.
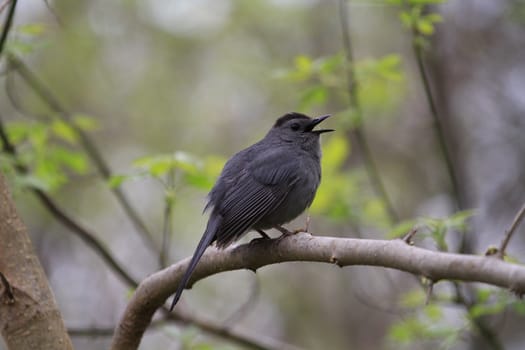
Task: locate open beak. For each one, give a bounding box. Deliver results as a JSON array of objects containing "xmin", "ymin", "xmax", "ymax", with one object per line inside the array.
[{"xmin": 305, "ymin": 114, "xmax": 334, "ymax": 134}]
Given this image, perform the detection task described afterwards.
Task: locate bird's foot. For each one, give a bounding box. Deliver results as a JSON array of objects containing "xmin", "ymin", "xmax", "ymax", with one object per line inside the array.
[
  {"xmin": 276, "ymin": 215, "xmax": 311, "ymax": 236},
  {"xmin": 249, "ymin": 230, "xmax": 272, "ymax": 245},
  {"xmin": 301, "ymin": 214, "xmax": 311, "ymax": 233},
  {"xmin": 256, "ymin": 229, "xmax": 271, "ymax": 239},
  {"xmin": 275, "ymin": 225, "xmax": 293, "ymax": 236}
]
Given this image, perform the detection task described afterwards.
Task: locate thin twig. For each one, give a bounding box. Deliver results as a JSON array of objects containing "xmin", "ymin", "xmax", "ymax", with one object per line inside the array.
[
  {"xmin": 42, "ymin": 0, "xmax": 63, "ymax": 27},
  {"xmin": 424, "ymin": 279, "xmax": 434, "ymax": 305},
  {"xmin": 5, "ymin": 65, "xmax": 45, "ymax": 119},
  {"xmin": 338, "ymin": 0, "xmax": 399, "ymax": 223},
  {"xmin": 402, "ymin": 227, "xmax": 418, "ymax": 245},
  {"xmin": 159, "ymin": 168, "xmax": 175, "ymax": 268},
  {"xmin": 33, "ymin": 189, "xmax": 139, "ymax": 286},
  {"xmin": 498, "ymin": 202, "xmax": 525, "ymax": 259},
  {"xmin": 0, "ymin": 0, "xmax": 16, "ymax": 58},
  {"xmin": 411, "ymin": 36, "xmax": 461, "ymax": 210},
  {"xmin": 7, "ymin": 54, "xmax": 158, "ymax": 255}
]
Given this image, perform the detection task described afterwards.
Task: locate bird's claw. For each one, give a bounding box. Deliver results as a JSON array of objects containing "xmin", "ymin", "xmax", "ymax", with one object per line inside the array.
[
  {"xmin": 249, "ymin": 237, "xmax": 270, "ymax": 245},
  {"xmin": 276, "ymin": 215, "xmax": 310, "ymax": 236},
  {"xmin": 275, "ymin": 225, "xmax": 306, "ymax": 236}
]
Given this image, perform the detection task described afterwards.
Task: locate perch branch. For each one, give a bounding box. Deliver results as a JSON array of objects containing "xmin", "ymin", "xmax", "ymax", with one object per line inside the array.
[{"xmin": 112, "ymin": 233, "xmax": 525, "ymax": 350}]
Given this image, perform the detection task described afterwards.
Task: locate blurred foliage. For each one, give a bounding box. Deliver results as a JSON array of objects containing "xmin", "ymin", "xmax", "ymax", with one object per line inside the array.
[
  {"xmin": 388, "ymin": 0, "xmax": 445, "ymax": 48},
  {"xmin": 275, "ymin": 51, "xmax": 404, "ymax": 228},
  {"xmin": 418, "ymin": 210, "xmax": 475, "ymax": 250},
  {"xmin": 275, "ymin": 52, "xmax": 405, "ymax": 125},
  {"xmin": 110, "ymin": 151, "xmax": 223, "ymax": 192},
  {"xmin": 3, "ymin": 117, "xmax": 92, "ymax": 192},
  {"xmin": 389, "ymin": 285, "xmax": 525, "ymax": 349}
]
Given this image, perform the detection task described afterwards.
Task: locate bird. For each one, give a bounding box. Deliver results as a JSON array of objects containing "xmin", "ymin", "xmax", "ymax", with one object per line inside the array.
[{"xmin": 170, "ymin": 112, "xmax": 333, "ymax": 310}]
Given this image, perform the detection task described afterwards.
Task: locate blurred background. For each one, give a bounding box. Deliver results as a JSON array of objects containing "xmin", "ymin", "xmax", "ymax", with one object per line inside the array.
[{"xmin": 1, "ymin": 0, "xmax": 525, "ymax": 349}]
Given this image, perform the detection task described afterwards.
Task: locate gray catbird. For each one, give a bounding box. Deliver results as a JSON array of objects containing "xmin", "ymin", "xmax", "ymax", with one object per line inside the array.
[{"xmin": 170, "ymin": 112, "xmax": 333, "ymax": 310}]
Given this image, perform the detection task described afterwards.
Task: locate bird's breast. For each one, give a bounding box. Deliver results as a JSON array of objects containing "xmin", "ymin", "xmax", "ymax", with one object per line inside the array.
[{"xmin": 255, "ymin": 153, "xmax": 321, "ymax": 229}]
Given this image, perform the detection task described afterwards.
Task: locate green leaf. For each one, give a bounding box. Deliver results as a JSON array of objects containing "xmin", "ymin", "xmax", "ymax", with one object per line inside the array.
[
  {"xmin": 5, "ymin": 121, "xmax": 35, "ymax": 144},
  {"xmin": 133, "ymin": 155, "xmax": 173, "ymax": 176},
  {"xmin": 72, "ymin": 114, "xmax": 100, "ymax": 131},
  {"xmin": 319, "ymin": 53, "xmax": 343, "ymax": 74},
  {"xmin": 185, "ymin": 172, "xmax": 214, "ymax": 191},
  {"xmin": 294, "ymin": 55, "xmax": 313, "ymax": 80},
  {"xmin": 445, "ymin": 209, "xmax": 475, "ymax": 232},
  {"xmin": 425, "ymin": 13, "xmax": 443, "ymax": 24},
  {"xmin": 399, "ymin": 11, "xmax": 414, "ymax": 28},
  {"xmin": 6, "ymin": 40, "xmax": 38, "ymax": 55},
  {"xmin": 108, "ymin": 175, "xmax": 129, "ymax": 189},
  {"xmin": 52, "ymin": 119, "xmax": 78, "ymax": 144},
  {"xmin": 476, "ymin": 289, "xmax": 492, "ymax": 304},
  {"xmin": 33, "ymin": 160, "xmax": 66, "ymax": 191},
  {"xmin": 424, "ymin": 304, "xmax": 443, "ymax": 321},
  {"xmin": 469, "ymin": 300, "xmax": 506, "ymax": 318},
  {"xmin": 417, "ymin": 18, "xmax": 435, "ymax": 35},
  {"xmin": 203, "ymin": 155, "xmax": 226, "ymax": 178},
  {"xmin": 377, "ymin": 54, "xmax": 403, "ymax": 81},
  {"xmin": 387, "ymin": 219, "xmax": 418, "ymax": 239},
  {"xmin": 399, "ymin": 289, "xmax": 426, "ymax": 308},
  {"xmin": 50, "ymin": 147, "xmax": 88, "ymax": 173},
  {"xmin": 388, "ymin": 318, "xmax": 425, "ymax": 343},
  {"xmin": 27, "ymin": 123, "xmax": 49, "ymax": 149},
  {"xmin": 299, "ymin": 85, "xmax": 327, "ymax": 110},
  {"xmin": 17, "ymin": 23, "xmax": 46, "ymax": 36},
  {"xmin": 133, "ymin": 151, "xmax": 203, "ymax": 178}
]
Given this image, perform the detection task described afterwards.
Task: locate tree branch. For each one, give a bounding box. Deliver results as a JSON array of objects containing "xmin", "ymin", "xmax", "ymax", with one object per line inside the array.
[
  {"xmin": 338, "ymin": 0, "xmax": 398, "ymax": 223},
  {"xmin": 412, "ymin": 42, "xmax": 462, "ymax": 210},
  {"xmin": 498, "ymin": 202, "xmax": 525, "ymax": 259},
  {"xmin": 0, "ymin": 0, "xmax": 16, "ymax": 58},
  {"xmin": 6, "ymin": 54, "xmax": 158, "ymax": 254},
  {"xmin": 112, "ymin": 233, "xmax": 525, "ymax": 350}
]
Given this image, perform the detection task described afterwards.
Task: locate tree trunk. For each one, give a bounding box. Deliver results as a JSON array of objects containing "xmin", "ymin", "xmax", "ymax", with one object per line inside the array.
[{"xmin": 0, "ymin": 173, "xmax": 73, "ymax": 350}]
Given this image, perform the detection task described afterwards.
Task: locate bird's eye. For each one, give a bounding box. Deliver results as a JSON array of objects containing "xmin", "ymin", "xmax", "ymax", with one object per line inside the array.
[{"xmin": 290, "ymin": 123, "xmax": 300, "ymax": 131}]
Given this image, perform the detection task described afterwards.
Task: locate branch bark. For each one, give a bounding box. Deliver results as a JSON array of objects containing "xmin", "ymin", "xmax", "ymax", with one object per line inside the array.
[
  {"xmin": 112, "ymin": 233, "xmax": 525, "ymax": 350},
  {"xmin": 0, "ymin": 173, "xmax": 73, "ymax": 349}
]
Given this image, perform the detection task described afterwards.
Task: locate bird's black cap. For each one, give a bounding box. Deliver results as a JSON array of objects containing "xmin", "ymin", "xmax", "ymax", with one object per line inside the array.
[
  {"xmin": 274, "ymin": 112, "xmax": 334, "ymax": 134},
  {"xmin": 274, "ymin": 112, "xmax": 310, "ymax": 127}
]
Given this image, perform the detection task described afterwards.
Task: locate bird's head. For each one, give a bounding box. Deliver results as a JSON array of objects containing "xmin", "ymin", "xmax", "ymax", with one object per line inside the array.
[{"xmin": 267, "ymin": 112, "xmax": 334, "ymax": 152}]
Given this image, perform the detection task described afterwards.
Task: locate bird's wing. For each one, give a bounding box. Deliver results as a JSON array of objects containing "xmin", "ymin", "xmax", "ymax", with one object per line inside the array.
[{"xmin": 214, "ymin": 152, "xmax": 299, "ymax": 247}]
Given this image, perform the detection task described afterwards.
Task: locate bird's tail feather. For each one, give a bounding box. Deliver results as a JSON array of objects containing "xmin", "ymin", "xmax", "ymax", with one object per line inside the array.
[{"xmin": 170, "ymin": 214, "xmax": 222, "ymax": 310}]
